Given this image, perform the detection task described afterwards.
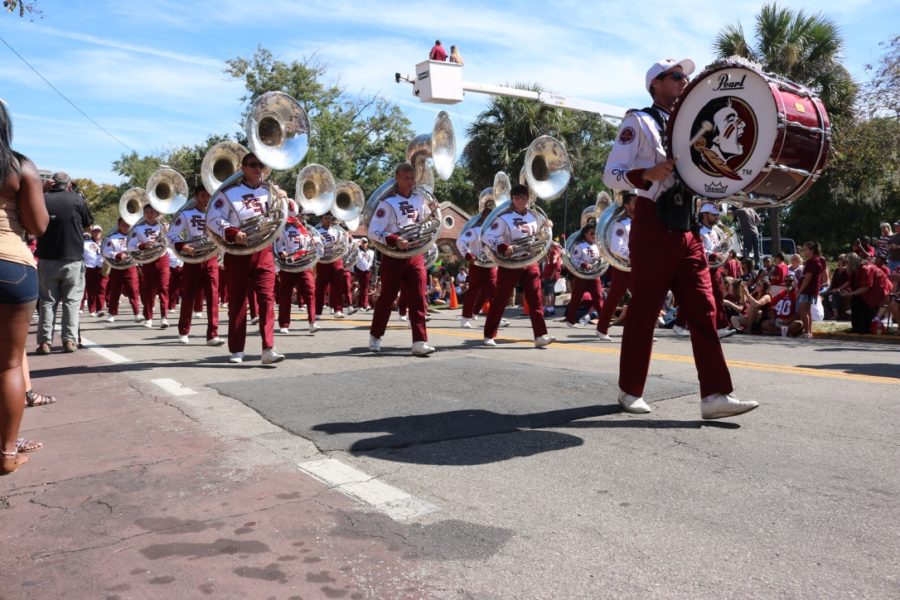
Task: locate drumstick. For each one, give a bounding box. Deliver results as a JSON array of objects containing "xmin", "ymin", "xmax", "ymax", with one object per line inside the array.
[{"xmin": 675, "ymin": 121, "xmax": 713, "ymax": 161}]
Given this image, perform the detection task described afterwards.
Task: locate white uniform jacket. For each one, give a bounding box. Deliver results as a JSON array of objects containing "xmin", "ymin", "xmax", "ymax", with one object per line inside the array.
[
  {"xmin": 456, "ymin": 224, "xmax": 485, "ymax": 262},
  {"xmin": 83, "ymin": 240, "xmax": 103, "ymax": 268},
  {"xmin": 698, "ymin": 225, "xmax": 721, "ymax": 254},
  {"xmin": 103, "ymin": 232, "xmax": 128, "ymax": 263},
  {"xmin": 167, "ymin": 207, "xmax": 207, "ymax": 246},
  {"xmin": 608, "ymin": 217, "xmax": 631, "ymax": 260},
  {"xmin": 206, "ymin": 179, "xmax": 271, "ymax": 242},
  {"xmin": 274, "ymin": 222, "xmax": 322, "ymax": 258},
  {"xmin": 127, "ymin": 222, "xmax": 165, "ymax": 252},
  {"xmin": 603, "ymin": 107, "xmax": 675, "ymax": 201},
  {"xmin": 481, "ymin": 208, "xmax": 546, "ymax": 256},
  {"xmin": 571, "ymin": 240, "xmax": 601, "ymax": 271},
  {"xmin": 367, "ymin": 191, "xmax": 431, "ymax": 248},
  {"xmin": 355, "ymin": 248, "xmax": 375, "ymax": 271}
]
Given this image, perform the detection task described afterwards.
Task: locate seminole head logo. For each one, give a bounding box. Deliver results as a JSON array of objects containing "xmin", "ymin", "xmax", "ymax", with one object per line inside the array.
[{"xmin": 690, "ymin": 97, "xmax": 757, "ymax": 181}]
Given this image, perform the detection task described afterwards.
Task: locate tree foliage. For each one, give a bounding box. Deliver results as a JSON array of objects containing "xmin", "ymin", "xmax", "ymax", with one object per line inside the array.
[
  {"xmin": 224, "ymin": 46, "xmax": 413, "ymax": 196},
  {"xmin": 462, "ymin": 86, "xmax": 617, "ymax": 237},
  {"xmin": 860, "ymin": 34, "xmax": 900, "ymax": 119},
  {"xmin": 3, "ymin": 1, "xmax": 40, "ymax": 19},
  {"xmin": 74, "ymin": 178, "xmax": 121, "ymax": 233}
]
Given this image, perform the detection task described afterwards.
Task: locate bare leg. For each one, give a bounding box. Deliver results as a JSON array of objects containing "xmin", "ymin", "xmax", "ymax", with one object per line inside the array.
[{"xmin": 1, "ymin": 302, "xmax": 35, "ymax": 474}]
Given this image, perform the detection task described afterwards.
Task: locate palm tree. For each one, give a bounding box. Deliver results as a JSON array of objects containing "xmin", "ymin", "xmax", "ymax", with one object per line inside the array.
[{"xmin": 713, "ymin": 3, "xmax": 858, "ymax": 252}]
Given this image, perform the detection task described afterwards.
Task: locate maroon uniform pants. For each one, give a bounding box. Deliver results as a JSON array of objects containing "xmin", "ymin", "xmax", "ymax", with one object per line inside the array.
[
  {"xmin": 84, "ymin": 266, "xmax": 107, "ymax": 313},
  {"xmin": 597, "ymin": 268, "xmax": 630, "ymax": 334},
  {"xmin": 218, "ymin": 266, "xmax": 227, "ymax": 304},
  {"xmin": 139, "ymin": 256, "xmax": 170, "ymax": 321},
  {"xmin": 673, "ymin": 267, "xmax": 728, "ymax": 330},
  {"xmin": 620, "ymin": 197, "xmax": 732, "ymax": 398},
  {"xmin": 315, "ymin": 262, "xmax": 346, "ymax": 315},
  {"xmin": 484, "ymin": 264, "xmax": 547, "ymax": 339},
  {"xmin": 565, "ymin": 277, "xmax": 603, "ymax": 325},
  {"xmin": 169, "ymin": 265, "xmax": 183, "ymax": 308},
  {"xmin": 178, "ymin": 257, "xmax": 220, "ymax": 339},
  {"xmin": 278, "ymin": 270, "xmax": 316, "ymax": 327},
  {"xmin": 354, "ymin": 268, "xmax": 372, "ymax": 308},
  {"xmin": 107, "ymin": 267, "xmax": 139, "ymax": 316},
  {"xmin": 224, "ymin": 249, "xmax": 275, "ymax": 353},
  {"xmin": 370, "ymin": 254, "xmax": 428, "ymax": 342},
  {"xmin": 462, "ymin": 265, "xmax": 497, "ymax": 319}
]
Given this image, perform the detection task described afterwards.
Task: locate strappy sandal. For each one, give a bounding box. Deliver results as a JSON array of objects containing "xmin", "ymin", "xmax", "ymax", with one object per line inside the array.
[
  {"xmin": 1, "ymin": 450, "xmax": 28, "ymax": 475},
  {"xmin": 15, "ymin": 438, "xmax": 43, "ymax": 453},
  {"xmin": 25, "ymin": 389, "xmax": 57, "ymax": 407}
]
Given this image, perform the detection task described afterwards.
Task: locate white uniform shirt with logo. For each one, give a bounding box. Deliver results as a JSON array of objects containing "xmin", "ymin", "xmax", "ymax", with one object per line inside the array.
[
  {"xmin": 456, "ymin": 224, "xmax": 485, "ymax": 260},
  {"xmin": 167, "ymin": 207, "xmax": 207, "ymax": 245},
  {"xmin": 315, "ymin": 223, "xmax": 346, "ymax": 257},
  {"xmin": 355, "ymin": 248, "xmax": 375, "ymax": 271},
  {"xmin": 126, "ymin": 222, "xmax": 165, "ymax": 252},
  {"xmin": 603, "ymin": 109, "xmax": 674, "ymax": 201},
  {"xmin": 103, "ymin": 232, "xmax": 128, "ymax": 262},
  {"xmin": 83, "ymin": 240, "xmax": 103, "ymax": 268},
  {"xmin": 367, "ymin": 191, "xmax": 431, "ymax": 246},
  {"xmin": 274, "ymin": 222, "xmax": 321, "ymax": 256},
  {"xmin": 481, "ymin": 209, "xmax": 545, "ymax": 253},
  {"xmin": 206, "ymin": 180, "xmax": 271, "ymax": 239},
  {"xmin": 571, "ymin": 240, "xmax": 601, "ymax": 269}
]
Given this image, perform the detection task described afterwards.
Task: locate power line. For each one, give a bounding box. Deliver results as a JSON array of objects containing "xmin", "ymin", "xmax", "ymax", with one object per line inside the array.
[{"xmin": 0, "ymin": 33, "xmax": 137, "ymax": 154}]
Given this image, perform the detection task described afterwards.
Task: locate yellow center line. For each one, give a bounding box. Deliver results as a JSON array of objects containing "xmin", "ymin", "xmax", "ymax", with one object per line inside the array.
[{"xmin": 312, "ymin": 316, "xmax": 899, "ymax": 386}]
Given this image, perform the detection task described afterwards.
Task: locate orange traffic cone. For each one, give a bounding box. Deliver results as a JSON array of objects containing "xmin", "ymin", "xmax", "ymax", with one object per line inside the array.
[{"xmin": 449, "ymin": 283, "xmax": 459, "ymax": 309}]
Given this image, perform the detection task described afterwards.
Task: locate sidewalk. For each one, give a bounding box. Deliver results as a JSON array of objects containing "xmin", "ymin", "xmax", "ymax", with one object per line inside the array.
[{"xmin": 1, "ymin": 345, "xmax": 435, "ymax": 599}]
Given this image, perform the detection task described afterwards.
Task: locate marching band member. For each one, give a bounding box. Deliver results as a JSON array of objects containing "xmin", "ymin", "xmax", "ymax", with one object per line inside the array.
[
  {"xmin": 602, "ymin": 57, "xmax": 757, "ymax": 419},
  {"xmin": 314, "ymin": 213, "xmax": 348, "ymax": 319},
  {"xmin": 481, "ymin": 183, "xmax": 555, "ymax": 348},
  {"xmin": 353, "ymin": 237, "xmax": 375, "ymax": 310},
  {"xmin": 82, "ymin": 225, "xmax": 106, "ymax": 317},
  {"xmin": 166, "ymin": 185, "xmax": 224, "ymax": 346},
  {"xmin": 456, "ymin": 204, "xmax": 502, "ymax": 329},
  {"xmin": 697, "ymin": 203, "xmax": 735, "ymax": 338},
  {"xmin": 563, "ymin": 225, "xmax": 604, "ymax": 328},
  {"xmin": 274, "ymin": 212, "xmax": 321, "ymax": 335},
  {"xmin": 127, "ymin": 204, "xmax": 170, "ymax": 329},
  {"xmin": 102, "ymin": 218, "xmax": 142, "ymax": 323},
  {"xmin": 595, "ymin": 192, "xmax": 635, "ymax": 341},
  {"xmin": 340, "ymin": 239, "xmax": 357, "ymax": 315},
  {"xmin": 367, "ymin": 162, "xmax": 435, "ymax": 355},
  {"xmin": 205, "ymin": 152, "xmax": 284, "ymax": 365}
]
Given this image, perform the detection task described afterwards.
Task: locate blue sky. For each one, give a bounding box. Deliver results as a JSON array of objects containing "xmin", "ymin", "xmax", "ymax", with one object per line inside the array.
[{"xmin": 1, "ymin": 0, "xmax": 897, "ymax": 184}]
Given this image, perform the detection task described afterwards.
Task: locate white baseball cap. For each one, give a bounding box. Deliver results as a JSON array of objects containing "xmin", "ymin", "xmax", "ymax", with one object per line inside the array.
[
  {"xmin": 645, "ymin": 58, "xmax": 696, "ymax": 92},
  {"xmin": 699, "ymin": 203, "xmax": 720, "ymax": 215}
]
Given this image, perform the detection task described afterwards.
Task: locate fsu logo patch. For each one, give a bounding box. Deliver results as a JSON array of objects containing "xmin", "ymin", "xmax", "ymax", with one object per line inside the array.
[
  {"xmin": 490, "ymin": 221, "xmax": 500, "ymax": 230},
  {"xmin": 375, "ymin": 208, "xmax": 386, "ymax": 218},
  {"xmin": 615, "ymin": 228, "xmax": 624, "ymax": 237},
  {"xmin": 618, "ymin": 127, "xmax": 636, "ymax": 145},
  {"xmin": 175, "ymin": 218, "xmax": 182, "ymax": 226},
  {"xmin": 214, "ymin": 199, "xmax": 224, "ymax": 209}
]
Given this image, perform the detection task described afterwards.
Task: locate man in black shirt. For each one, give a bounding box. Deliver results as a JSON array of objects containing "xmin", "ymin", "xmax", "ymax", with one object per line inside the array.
[{"xmin": 35, "ymin": 171, "xmax": 93, "ymax": 354}]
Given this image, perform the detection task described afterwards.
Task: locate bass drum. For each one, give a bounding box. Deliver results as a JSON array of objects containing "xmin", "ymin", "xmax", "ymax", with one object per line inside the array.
[{"xmin": 668, "ymin": 58, "xmax": 830, "ymax": 208}]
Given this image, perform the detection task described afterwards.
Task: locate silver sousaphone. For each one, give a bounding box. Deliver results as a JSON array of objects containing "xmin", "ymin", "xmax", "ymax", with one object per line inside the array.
[
  {"xmin": 563, "ymin": 192, "xmax": 609, "ymax": 280},
  {"xmin": 207, "ymin": 91, "xmax": 308, "ymax": 255},
  {"xmin": 126, "ymin": 168, "xmax": 188, "ymax": 265},
  {"xmin": 481, "ymin": 137, "xmax": 571, "ymax": 269},
  {"xmin": 596, "ymin": 190, "xmax": 632, "ymax": 273},
  {"xmin": 458, "ymin": 172, "xmax": 511, "ymax": 268},
  {"xmin": 363, "ymin": 111, "xmax": 455, "ymax": 259}
]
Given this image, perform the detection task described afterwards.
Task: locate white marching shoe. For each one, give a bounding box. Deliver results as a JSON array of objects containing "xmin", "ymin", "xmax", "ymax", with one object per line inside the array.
[
  {"xmin": 278, "ymin": 327, "xmax": 290, "ymax": 334},
  {"xmin": 229, "ymin": 352, "xmax": 244, "ymax": 364},
  {"xmin": 177, "ymin": 335, "xmax": 189, "ymax": 344},
  {"xmin": 207, "ymin": 337, "xmax": 225, "ymax": 346},
  {"xmin": 261, "ymin": 347, "xmax": 285, "ymax": 365},
  {"xmin": 483, "ymin": 338, "xmax": 497, "ymax": 347},
  {"xmin": 717, "ymin": 327, "xmax": 736, "ymax": 339},
  {"xmin": 399, "ymin": 315, "xmax": 409, "ymax": 322},
  {"xmin": 309, "ymin": 322, "xmax": 321, "ymax": 334},
  {"xmin": 411, "ymin": 341, "xmax": 435, "ymax": 356},
  {"xmin": 566, "ymin": 321, "xmax": 582, "ymax": 328},
  {"xmin": 618, "ymin": 390, "xmax": 652, "ymax": 414},
  {"xmin": 700, "ymin": 394, "xmax": 759, "ymax": 420},
  {"xmin": 460, "ymin": 318, "xmax": 473, "ymax": 329},
  {"xmin": 193, "ymin": 311, "xmax": 203, "ymax": 318},
  {"xmin": 160, "ymin": 318, "xmax": 169, "ymax": 329},
  {"xmin": 334, "ymin": 311, "xmax": 346, "ymax": 319},
  {"xmin": 368, "ymin": 335, "xmax": 382, "ymax": 352},
  {"xmin": 134, "ymin": 315, "xmax": 145, "ymax": 323},
  {"xmin": 144, "ymin": 319, "xmax": 153, "ymax": 328},
  {"xmin": 534, "ymin": 334, "xmax": 556, "ymax": 348},
  {"xmin": 499, "ymin": 318, "xmax": 510, "ymax": 327},
  {"xmin": 596, "ymin": 331, "xmax": 613, "ymax": 342},
  {"xmin": 249, "ymin": 316, "xmax": 260, "ymax": 325},
  {"xmin": 105, "ymin": 315, "xmax": 115, "ymax": 323}
]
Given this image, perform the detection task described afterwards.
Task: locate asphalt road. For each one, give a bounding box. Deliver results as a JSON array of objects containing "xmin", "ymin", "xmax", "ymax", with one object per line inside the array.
[{"xmin": 5, "ymin": 305, "xmax": 899, "ymax": 599}]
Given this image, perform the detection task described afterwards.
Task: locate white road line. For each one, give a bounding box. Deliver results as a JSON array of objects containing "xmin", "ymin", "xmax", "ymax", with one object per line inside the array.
[
  {"xmin": 79, "ymin": 336, "xmax": 131, "ymax": 364},
  {"xmin": 150, "ymin": 378, "xmax": 198, "ymax": 396},
  {"xmin": 298, "ymin": 458, "xmax": 437, "ymax": 521}
]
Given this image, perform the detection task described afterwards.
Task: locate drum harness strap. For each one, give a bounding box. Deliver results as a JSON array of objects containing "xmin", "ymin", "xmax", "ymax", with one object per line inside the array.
[{"xmin": 639, "ymin": 105, "xmax": 696, "ymax": 233}]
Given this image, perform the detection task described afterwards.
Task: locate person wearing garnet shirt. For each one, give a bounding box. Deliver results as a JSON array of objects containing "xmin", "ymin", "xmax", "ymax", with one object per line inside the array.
[
  {"xmin": 842, "ymin": 252, "xmax": 892, "ymax": 334},
  {"xmin": 797, "ymin": 241, "xmax": 828, "ymax": 339}
]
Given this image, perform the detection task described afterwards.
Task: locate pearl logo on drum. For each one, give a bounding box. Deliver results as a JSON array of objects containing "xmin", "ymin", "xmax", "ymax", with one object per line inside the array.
[{"xmin": 713, "ymin": 73, "xmax": 747, "ymax": 91}]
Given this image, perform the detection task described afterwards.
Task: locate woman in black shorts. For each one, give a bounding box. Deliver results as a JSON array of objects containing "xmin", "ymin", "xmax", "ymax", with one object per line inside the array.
[{"xmin": 0, "ymin": 101, "xmax": 49, "ymax": 475}]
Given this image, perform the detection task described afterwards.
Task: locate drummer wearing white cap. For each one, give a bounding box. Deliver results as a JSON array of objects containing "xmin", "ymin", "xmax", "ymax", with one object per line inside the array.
[
  {"xmin": 697, "ymin": 202, "xmax": 735, "ymax": 336},
  {"xmin": 602, "ymin": 57, "xmax": 758, "ymax": 420}
]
